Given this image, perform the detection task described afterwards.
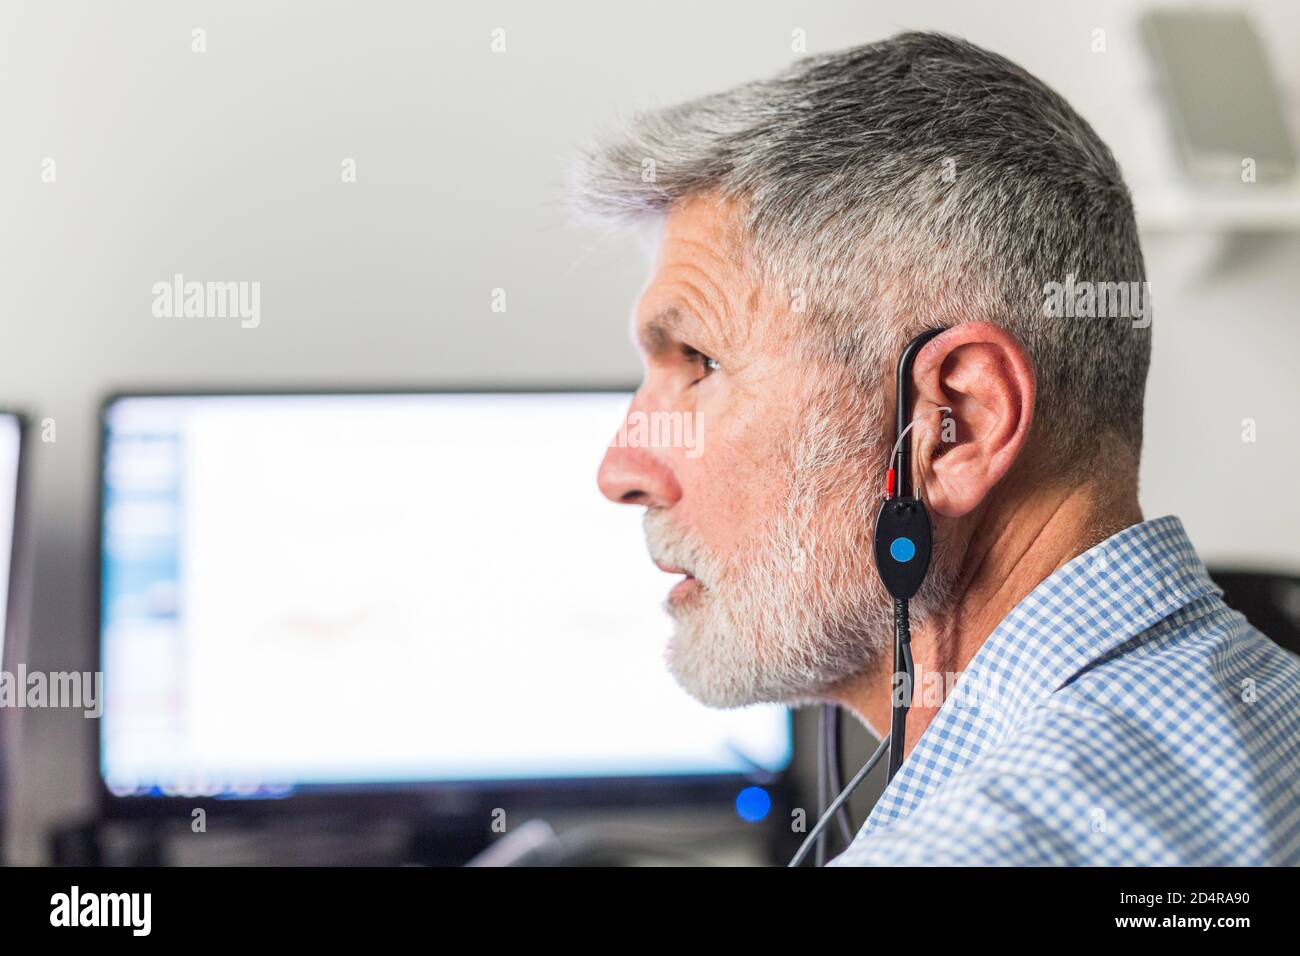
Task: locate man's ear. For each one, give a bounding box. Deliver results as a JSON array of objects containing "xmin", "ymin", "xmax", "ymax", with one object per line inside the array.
[{"xmin": 910, "ymin": 322, "xmax": 1035, "ymax": 518}]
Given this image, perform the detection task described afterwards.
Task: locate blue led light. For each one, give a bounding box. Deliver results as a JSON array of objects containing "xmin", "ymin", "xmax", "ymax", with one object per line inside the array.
[
  {"xmin": 735, "ymin": 785, "xmax": 772, "ymax": 822},
  {"xmin": 890, "ymin": 536, "xmax": 916, "ymax": 563}
]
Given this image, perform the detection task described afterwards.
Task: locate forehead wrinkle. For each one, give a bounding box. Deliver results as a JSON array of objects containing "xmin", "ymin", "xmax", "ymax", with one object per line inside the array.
[
  {"xmin": 647, "ymin": 196, "xmax": 760, "ymax": 355},
  {"xmin": 655, "ymin": 258, "xmax": 751, "ymax": 356},
  {"xmin": 674, "ymin": 261, "xmax": 734, "ymax": 340}
]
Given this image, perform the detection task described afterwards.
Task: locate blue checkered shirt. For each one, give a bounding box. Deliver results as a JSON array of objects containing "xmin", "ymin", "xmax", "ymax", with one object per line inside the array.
[{"xmin": 832, "ymin": 515, "xmax": 1300, "ymax": 866}]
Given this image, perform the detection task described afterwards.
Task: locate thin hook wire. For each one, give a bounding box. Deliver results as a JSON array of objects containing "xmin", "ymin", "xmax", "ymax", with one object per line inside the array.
[{"xmin": 887, "ymin": 405, "xmax": 952, "ymax": 488}]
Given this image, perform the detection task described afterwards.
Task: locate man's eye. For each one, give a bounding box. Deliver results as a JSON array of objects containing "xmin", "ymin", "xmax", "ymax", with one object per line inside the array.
[{"xmin": 683, "ymin": 346, "xmax": 720, "ymax": 382}]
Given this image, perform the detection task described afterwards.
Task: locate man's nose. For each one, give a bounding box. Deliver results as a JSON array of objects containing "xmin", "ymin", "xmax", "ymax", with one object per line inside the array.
[{"xmin": 597, "ymin": 440, "xmax": 682, "ymax": 509}]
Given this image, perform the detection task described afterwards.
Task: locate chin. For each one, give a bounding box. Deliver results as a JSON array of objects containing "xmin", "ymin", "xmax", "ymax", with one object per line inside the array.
[
  {"xmin": 662, "ymin": 601, "xmax": 751, "ymax": 708},
  {"xmin": 663, "ymin": 588, "xmax": 892, "ymax": 711},
  {"xmin": 664, "ymin": 604, "xmax": 798, "ymax": 709}
]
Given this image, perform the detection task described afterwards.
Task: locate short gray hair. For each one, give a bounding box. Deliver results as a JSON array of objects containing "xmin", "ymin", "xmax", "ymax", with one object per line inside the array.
[{"xmin": 572, "ymin": 32, "xmax": 1150, "ymax": 465}]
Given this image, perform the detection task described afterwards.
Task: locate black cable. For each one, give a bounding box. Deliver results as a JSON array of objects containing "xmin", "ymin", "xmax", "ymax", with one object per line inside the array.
[
  {"xmin": 887, "ymin": 598, "xmax": 912, "ymax": 781},
  {"xmin": 825, "ymin": 705, "xmax": 854, "ymax": 844}
]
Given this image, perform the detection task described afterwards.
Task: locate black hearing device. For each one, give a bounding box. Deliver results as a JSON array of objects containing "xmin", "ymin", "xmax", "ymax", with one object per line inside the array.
[
  {"xmin": 876, "ymin": 328, "xmax": 945, "ymax": 780},
  {"xmin": 790, "ymin": 327, "xmax": 948, "ymax": 866}
]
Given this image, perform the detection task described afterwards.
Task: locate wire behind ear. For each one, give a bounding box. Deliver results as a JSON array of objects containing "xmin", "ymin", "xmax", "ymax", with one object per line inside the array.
[
  {"xmin": 891, "ymin": 329, "xmax": 946, "ymax": 499},
  {"xmin": 877, "ymin": 327, "xmax": 945, "ymax": 783}
]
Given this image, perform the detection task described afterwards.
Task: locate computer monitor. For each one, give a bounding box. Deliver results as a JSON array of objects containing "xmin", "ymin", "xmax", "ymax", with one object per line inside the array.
[{"xmin": 97, "ymin": 391, "xmax": 792, "ymax": 817}]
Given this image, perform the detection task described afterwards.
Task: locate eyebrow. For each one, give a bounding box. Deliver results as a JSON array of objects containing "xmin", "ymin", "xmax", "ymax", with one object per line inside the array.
[{"xmin": 636, "ymin": 307, "xmax": 686, "ymax": 359}]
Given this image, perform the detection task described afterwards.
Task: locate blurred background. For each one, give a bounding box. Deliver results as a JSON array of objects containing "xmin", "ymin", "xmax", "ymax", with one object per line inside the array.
[{"xmin": 1, "ymin": 0, "xmax": 1299, "ymax": 865}]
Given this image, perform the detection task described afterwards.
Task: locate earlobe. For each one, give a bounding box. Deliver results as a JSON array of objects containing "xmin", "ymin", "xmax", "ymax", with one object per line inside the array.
[{"xmin": 909, "ymin": 323, "xmax": 1035, "ymax": 519}]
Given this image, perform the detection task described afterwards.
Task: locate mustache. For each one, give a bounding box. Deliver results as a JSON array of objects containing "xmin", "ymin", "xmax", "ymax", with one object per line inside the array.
[{"xmin": 643, "ymin": 510, "xmax": 710, "ymax": 583}]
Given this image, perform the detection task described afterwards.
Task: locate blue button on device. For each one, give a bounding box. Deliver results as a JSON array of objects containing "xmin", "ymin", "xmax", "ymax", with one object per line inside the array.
[{"xmin": 889, "ymin": 536, "xmax": 916, "ymax": 563}]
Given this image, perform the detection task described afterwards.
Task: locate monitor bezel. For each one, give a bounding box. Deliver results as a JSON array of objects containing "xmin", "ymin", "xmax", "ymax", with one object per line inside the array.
[
  {"xmin": 93, "ymin": 386, "xmax": 795, "ymax": 823},
  {"xmin": 0, "ymin": 410, "xmax": 28, "ymax": 670},
  {"xmin": 0, "ymin": 409, "xmax": 31, "ymax": 858}
]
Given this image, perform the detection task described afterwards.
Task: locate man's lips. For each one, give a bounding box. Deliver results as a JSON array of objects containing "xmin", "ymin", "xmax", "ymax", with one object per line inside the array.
[{"xmin": 654, "ymin": 560, "xmax": 700, "ymax": 601}]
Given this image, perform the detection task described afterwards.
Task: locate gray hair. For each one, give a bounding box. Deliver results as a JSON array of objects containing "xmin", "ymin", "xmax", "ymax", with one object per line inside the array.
[{"xmin": 571, "ymin": 31, "xmax": 1150, "ymax": 465}]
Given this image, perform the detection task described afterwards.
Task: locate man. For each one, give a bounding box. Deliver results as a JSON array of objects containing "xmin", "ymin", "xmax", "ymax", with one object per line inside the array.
[{"xmin": 577, "ymin": 32, "xmax": 1300, "ymax": 865}]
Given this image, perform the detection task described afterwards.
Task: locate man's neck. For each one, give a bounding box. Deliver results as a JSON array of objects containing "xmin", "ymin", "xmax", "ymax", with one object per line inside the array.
[{"xmin": 836, "ymin": 470, "xmax": 1143, "ymax": 752}]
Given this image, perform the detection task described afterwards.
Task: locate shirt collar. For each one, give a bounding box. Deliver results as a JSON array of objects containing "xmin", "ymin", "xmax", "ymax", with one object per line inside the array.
[{"xmin": 861, "ymin": 514, "xmax": 1221, "ymax": 831}]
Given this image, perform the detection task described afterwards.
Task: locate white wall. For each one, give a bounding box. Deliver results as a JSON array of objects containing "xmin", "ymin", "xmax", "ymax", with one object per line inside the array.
[{"xmin": 2, "ymin": 0, "xmax": 1298, "ymax": 863}]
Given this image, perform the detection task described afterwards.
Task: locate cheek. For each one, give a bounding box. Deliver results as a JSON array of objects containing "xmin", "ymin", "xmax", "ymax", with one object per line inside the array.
[{"xmin": 677, "ymin": 411, "xmax": 790, "ymax": 551}]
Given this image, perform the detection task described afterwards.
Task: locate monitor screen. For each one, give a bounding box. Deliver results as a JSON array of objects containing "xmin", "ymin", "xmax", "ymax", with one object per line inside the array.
[
  {"xmin": 99, "ymin": 393, "xmax": 791, "ymax": 800},
  {"xmin": 0, "ymin": 413, "xmax": 21, "ymax": 666}
]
